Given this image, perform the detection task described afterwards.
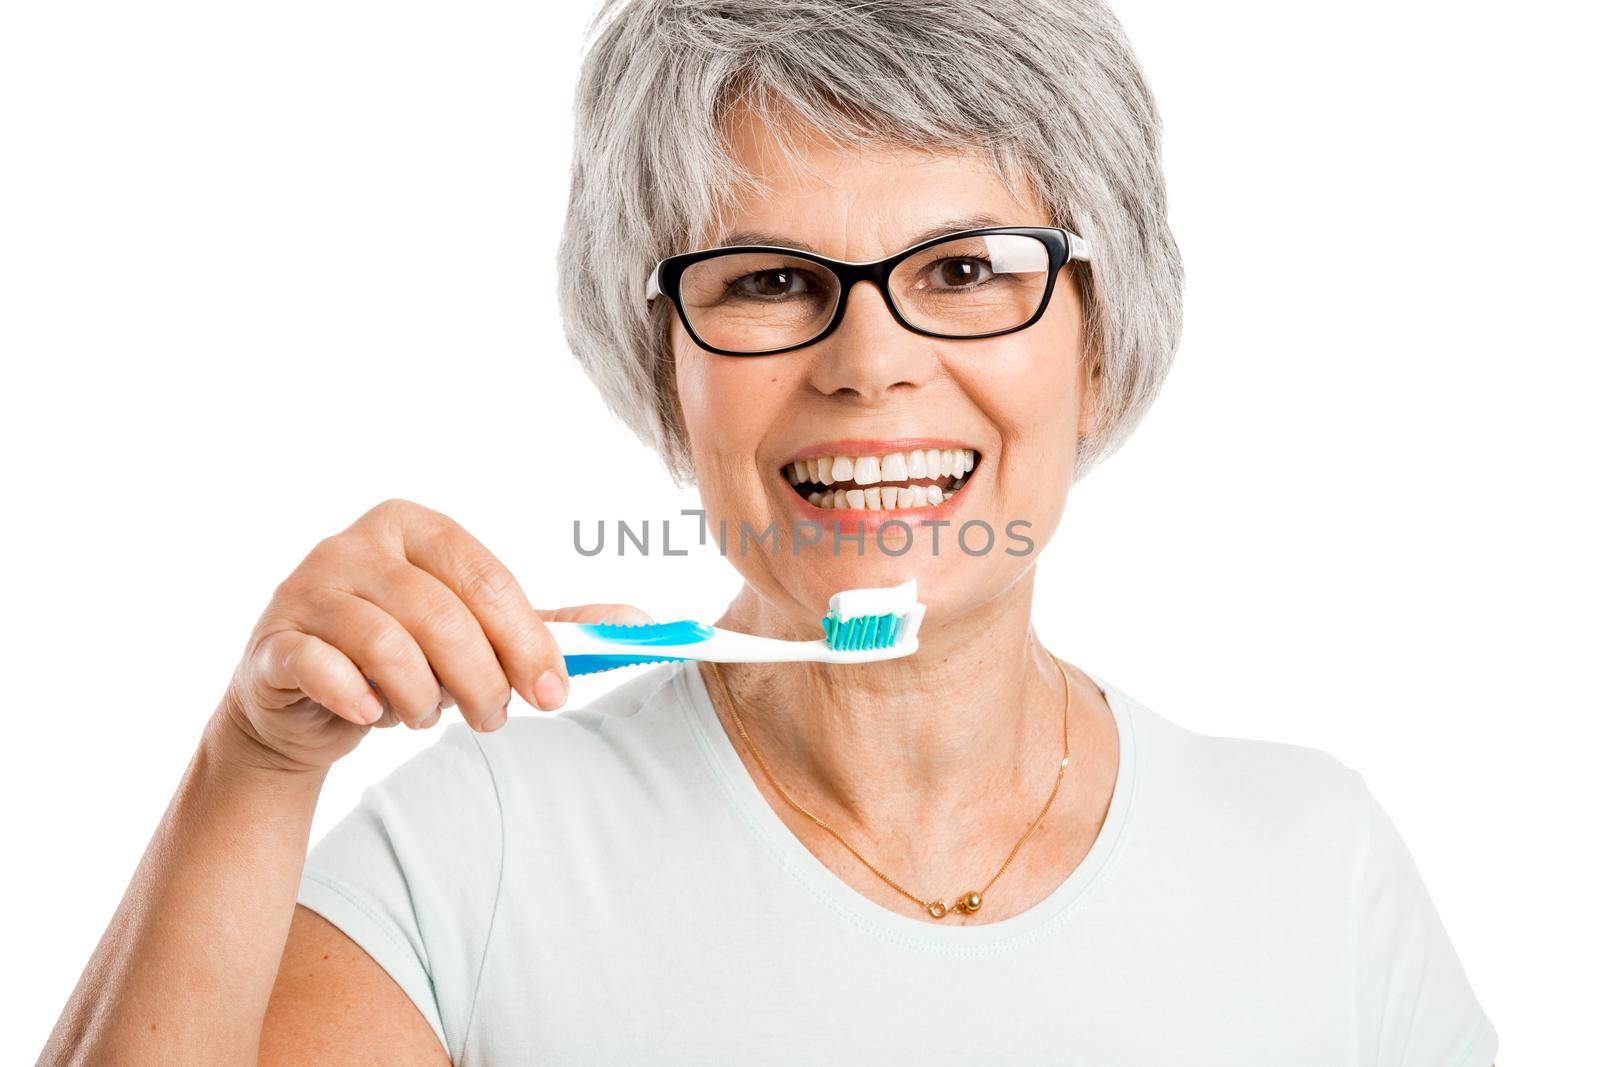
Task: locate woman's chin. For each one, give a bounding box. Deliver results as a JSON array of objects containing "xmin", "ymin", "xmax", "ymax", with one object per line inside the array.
[
  {"xmin": 768, "ymin": 540, "xmax": 1010, "ymax": 623},
  {"xmin": 726, "ymin": 477, "xmax": 1026, "ymax": 622}
]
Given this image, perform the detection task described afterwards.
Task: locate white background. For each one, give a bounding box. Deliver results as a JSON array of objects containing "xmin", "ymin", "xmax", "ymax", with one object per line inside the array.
[{"xmin": 2, "ymin": 1, "xmax": 1594, "ymax": 1060}]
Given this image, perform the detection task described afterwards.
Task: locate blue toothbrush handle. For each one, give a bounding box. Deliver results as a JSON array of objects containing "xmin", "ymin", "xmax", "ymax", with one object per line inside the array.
[
  {"xmin": 548, "ymin": 620, "xmax": 716, "ymax": 678},
  {"xmin": 562, "ymin": 653, "xmax": 687, "ymax": 677}
]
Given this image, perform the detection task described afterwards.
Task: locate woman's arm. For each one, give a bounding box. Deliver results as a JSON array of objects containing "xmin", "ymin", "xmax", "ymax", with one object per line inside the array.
[
  {"xmin": 41, "ymin": 714, "xmax": 322, "ymax": 1062},
  {"xmin": 40, "ymin": 711, "xmax": 446, "ymax": 1064},
  {"xmin": 39, "ymin": 500, "xmax": 639, "ymax": 1063},
  {"xmin": 260, "ymin": 906, "xmax": 448, "ymax": 1063}
]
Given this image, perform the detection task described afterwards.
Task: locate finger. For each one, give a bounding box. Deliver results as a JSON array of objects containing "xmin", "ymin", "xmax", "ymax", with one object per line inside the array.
[
  {"xmin": 399, "ymin": 514, "xmax": 560, "ymax": 707},
  {"xmin": 291, "ymin": 587, "xmax": 442, "ymax": 726},
  {"xmin": 256, "ymin": 630, "xmax": 383, "ymax": 726},
  {"xmin": 368, "ymin": 688, "xmax": 405, "ymax": 730},
  {"xmin": 350, "ymin": 560, "xmax": 510, "ymax": 730},
  {"xmin": 540, "ymin": 603, "xmax": 655, "ymax": 625},
  {"xmin": 525, "ymin": 603, "xmax": 655, "ymax": 712}
]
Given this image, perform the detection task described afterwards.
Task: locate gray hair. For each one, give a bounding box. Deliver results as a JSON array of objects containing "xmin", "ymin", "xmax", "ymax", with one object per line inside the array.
[{"xmin": 557, "ymin": 0, "xmax": 1183, "ymax": 483}]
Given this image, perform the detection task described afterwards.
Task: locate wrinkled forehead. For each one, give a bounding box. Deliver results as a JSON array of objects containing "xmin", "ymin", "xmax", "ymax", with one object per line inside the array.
[{"xmin": 696, "ymin": 100, "xmax": 1048, "ymax": 259}]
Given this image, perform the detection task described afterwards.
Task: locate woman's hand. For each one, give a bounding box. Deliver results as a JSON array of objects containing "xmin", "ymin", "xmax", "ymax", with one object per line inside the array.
[{"xmin": 217, "ymin": 498, "xmax": 649, "ymax": 773}]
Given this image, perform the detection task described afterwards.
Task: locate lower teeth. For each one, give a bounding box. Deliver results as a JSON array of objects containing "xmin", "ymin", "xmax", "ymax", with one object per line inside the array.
[{"xmin": 802, "ymin": 479, "xmax": 967, "ymax": 511}]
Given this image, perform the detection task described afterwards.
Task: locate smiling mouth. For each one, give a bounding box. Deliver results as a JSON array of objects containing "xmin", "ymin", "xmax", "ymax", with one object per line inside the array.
[{"xmin": 782, "ymin": 447, "xmax": 979, "ymax": 511}]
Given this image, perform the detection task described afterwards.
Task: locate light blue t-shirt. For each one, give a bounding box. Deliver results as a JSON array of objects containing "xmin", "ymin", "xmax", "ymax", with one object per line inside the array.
[{"xmin": 297, "ymin": 661, "xmax": 1497, "ymax": 1064}]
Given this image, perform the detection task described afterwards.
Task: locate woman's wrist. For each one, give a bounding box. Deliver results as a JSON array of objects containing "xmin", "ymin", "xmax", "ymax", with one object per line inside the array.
[{"xmin": 202, "ymin": 694, "xmax": 333, "ymax": 786}]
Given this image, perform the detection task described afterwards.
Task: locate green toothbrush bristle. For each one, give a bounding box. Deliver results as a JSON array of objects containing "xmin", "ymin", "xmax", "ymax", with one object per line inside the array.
[{"xmin": 821, "ymin": 611, "xmax": 904, "ymax": 651}]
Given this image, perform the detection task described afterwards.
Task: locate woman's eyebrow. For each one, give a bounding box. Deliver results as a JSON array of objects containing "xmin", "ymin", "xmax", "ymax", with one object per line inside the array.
[{"xmin": 717, "ymin": 213, "xmax": 1005, "ymax": 254}]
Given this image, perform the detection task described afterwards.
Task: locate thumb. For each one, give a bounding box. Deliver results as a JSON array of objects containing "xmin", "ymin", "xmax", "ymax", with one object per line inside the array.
[{"xmin": 539, "ymin": 602, "xmax": 655, "ymax": 626}]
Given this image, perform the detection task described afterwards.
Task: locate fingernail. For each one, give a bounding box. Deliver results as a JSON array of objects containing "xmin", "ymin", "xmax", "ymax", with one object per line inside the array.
[
  {"xmin": 533, "ymin": 669, "xmax": 568, "ymax": 711},
  {"xmin": 358, "ymin": 692, "xmax": 383, "ymax": 724},
  {"xmin": 482, "ymin": 705, "xmax": 508, "ymax": 732},
  {"xmin": 421, "ymin": 704, "xmax": 442, "ymax": 729}
]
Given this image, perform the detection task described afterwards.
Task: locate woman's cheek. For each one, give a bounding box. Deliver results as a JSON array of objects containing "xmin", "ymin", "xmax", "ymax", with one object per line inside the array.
[
  {"xmin": 680, "ymin": 342, "xmax": 780, "ymax": 442},
  {"xmin": 677, "ymin": 344, "xmax": 791, "ymax": 514}
]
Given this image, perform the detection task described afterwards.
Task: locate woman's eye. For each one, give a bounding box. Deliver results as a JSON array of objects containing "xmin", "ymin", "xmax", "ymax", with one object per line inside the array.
[
  {"xmin": 929, "ymin": 257, "xmax": 993, "ymax": 289},
  {"xmin": 731, "ymin": 269, "xmax": 815, "ymax": 298}
]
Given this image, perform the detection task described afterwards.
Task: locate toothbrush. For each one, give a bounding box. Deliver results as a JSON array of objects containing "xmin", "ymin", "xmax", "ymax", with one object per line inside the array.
[{"xmin": 547, "ymin": 579, "xmax": 926, "ymax": 677}]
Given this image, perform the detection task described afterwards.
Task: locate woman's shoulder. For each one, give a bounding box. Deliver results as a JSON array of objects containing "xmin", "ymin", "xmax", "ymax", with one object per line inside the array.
[
  {"xmin": 300, "ymin": 663, "xmax": 700, "ymax": 932},
  {"xmin": 1104, "ymin": 680, "xmax": 1497, "ymax": 1058},
  {"xmin": 466, "ymin": 662, "xmax": 704, "ymax": 794},
  {"xmin": 493, "ymin": 660, "xmax": 690, "ymax": 743},
  {"xmin": 1105, "ymin": 678, "xmax": 1375, "ymax": 844}
]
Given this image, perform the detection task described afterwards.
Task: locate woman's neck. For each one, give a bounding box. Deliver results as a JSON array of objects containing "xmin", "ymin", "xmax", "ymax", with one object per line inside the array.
[{"xmin": 706, "ymin": 573, "xmax": 1068, "ymax": 839}]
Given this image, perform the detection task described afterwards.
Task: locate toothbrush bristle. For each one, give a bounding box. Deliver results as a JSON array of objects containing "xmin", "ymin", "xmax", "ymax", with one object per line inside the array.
[
  {"xmin": 821, "ymin": 611, "xmax": 907, "ymax": 651},
  {"xmin": 820, "ymin": 579, "xmax": 924, "ymax": 654}
]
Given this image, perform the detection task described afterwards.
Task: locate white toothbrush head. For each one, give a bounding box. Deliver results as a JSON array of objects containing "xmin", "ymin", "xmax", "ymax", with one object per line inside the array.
[{"xmin": 819, "ymin": 578, "xmax": 926, "ymax": 661}]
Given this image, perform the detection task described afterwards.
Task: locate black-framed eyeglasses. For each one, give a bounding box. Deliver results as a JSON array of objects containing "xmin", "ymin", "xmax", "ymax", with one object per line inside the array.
[{"xmin": 644, "ymin": 225, "xmax": 1091, "ymax": 356}]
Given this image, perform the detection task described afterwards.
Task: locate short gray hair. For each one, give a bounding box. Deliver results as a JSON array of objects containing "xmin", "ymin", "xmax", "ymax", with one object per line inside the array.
[{"xmin": 557, "ymin": 0, "xmax": 1183, "ymax": 483}]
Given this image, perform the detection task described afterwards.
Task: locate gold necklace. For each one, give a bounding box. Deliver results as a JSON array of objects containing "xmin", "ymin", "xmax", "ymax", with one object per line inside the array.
[{"xmin": 706, "ymin": 654, "xmax": 1072, "ymax": 921}]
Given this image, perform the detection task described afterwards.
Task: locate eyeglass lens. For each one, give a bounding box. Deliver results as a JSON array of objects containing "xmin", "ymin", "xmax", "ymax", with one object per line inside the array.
[{"xmin": 676, "ymin": 233, "xmax": 1053, "ymax": 353}]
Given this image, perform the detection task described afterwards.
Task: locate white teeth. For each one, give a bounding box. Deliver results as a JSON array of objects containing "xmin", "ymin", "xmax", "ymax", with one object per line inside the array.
[
  {"xmin": 786, "ymin": 447, "xmax": 980, "ymax": 506},
  {"xmin": 800, "ymin": 480, "xmax": 964, "ymax": 511}
]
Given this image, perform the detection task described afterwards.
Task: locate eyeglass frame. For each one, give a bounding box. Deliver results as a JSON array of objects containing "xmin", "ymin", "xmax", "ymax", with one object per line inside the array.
[{"xmin": 643, "ymin": 225, "xmax": 1092, "ymax": 357}]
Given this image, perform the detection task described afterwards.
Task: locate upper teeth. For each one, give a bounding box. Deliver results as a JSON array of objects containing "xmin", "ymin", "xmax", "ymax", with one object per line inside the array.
[
  {"xmin": 784, "ymin": 448, "xmax": 977, "ymax": 510},
  {"xmin": 786, "ymin": 448, "xmax": 974, "ymax": 486}
]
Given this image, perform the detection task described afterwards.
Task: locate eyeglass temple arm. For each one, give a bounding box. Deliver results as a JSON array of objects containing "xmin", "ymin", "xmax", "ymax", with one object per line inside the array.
[{"xmin": 646, "ymin": 266, "xmax": 661, "ymax": 301}]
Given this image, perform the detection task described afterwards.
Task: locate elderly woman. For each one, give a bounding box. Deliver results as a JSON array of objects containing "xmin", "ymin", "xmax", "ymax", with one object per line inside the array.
[{"xmin": 44, "ymin": 1, "xmax": 1496, "ymax": 1064}]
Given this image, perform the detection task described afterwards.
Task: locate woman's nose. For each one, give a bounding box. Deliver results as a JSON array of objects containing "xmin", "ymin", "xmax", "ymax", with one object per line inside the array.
[{"xmin": 804, "ymin": 280, "xmax": 938, "ymax": 402}]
